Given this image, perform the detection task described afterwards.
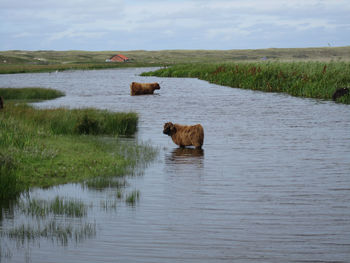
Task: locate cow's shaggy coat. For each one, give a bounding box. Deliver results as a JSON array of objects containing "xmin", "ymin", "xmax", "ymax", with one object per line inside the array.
[
  {"xmin": 163, "ymin": 122, "xmax": 204, "ymax": 149},
  {"xmin": 130, "ymin": 82, "xmax": 160, "ymax": 96}
]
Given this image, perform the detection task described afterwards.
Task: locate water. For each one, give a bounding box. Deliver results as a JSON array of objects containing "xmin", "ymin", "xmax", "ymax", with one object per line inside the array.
[{"xmin": 1, "ymin": 68, "xmax": 350, "ymax": 262}]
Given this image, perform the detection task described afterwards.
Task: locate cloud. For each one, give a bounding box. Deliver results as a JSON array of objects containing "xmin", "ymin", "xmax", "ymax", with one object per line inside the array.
[
  {"xmin": 0, "ymin": 0, "xmax": 349, "ymax": 50},
  {"xmin": 48, "ymin": 29, "xmax": 106, "ymax": 41}
]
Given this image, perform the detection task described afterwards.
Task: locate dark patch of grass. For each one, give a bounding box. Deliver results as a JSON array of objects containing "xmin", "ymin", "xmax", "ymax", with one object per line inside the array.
[
  {"xmin": 2, "ymin": 103, "xmax": 138, "ymax": 136},
  {"xmin": 0, "ymin": 87, "xmax": 64, "ymax": 102},
  {"xmin": 125, "ymin": 190, "xmax": 140, "ymax": 206},
  {"xmin": 142, "ymin": 61, "xmax": 350, "ymax": 104},
  {"xmin": 0, "ymin": 153, "xmax": 21, "ymax": 201}
]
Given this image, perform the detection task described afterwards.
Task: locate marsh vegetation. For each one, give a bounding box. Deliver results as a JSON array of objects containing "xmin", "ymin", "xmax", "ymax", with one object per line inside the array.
[
  {"xmin": 0, "ymin": 88, "xmax": 156, "ymax": 200},
  {"xmin": 142, "ymin": 61, "xmax": 350, "ymax": 104},
  {"xmin": 0, "ymin": 86, "xmax": 158, "ymax": 261}
]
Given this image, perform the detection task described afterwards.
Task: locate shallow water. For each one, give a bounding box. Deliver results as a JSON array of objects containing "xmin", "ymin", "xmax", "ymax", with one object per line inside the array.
[{"xmin": 1, "ymin": 68, "xmax": 350, "ymax": 262}]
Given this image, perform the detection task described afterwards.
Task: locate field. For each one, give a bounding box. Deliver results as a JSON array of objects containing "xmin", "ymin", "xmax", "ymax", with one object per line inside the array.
[{"xmin": 1, "ymin": 46, "xmax": 350, "ymax": 74}]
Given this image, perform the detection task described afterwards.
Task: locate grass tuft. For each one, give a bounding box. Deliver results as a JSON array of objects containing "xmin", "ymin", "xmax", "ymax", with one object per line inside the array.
[{"xmin": 125, "ymin": 190, "xmax": 140, "ymax": 206}]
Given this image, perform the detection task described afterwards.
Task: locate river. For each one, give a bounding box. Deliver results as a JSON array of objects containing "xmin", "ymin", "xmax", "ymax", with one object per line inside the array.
[{"xmin": 1, "ymin": 68, "xmax": 350, "ymax": 262}]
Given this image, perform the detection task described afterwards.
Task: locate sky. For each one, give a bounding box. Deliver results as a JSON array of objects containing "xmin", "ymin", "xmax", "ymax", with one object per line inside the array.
[{"xmin": 1, "ymin": 0, "xmax": 349, "ymax": 51}]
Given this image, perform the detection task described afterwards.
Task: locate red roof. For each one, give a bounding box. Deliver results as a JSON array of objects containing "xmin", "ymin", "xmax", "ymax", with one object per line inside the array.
[
  {"xmin": 109, "ymin": 54, "xmax": 129, "ymax": 62},
  {"xmin": 117, "ymin": 54, "xmax": 129, "ymax": 60}
]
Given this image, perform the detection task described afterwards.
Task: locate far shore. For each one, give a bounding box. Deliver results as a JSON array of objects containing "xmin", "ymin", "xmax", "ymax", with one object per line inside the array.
[{"xmin": 1, "ymin": 46, "xmax": 349, "ymax": 74}]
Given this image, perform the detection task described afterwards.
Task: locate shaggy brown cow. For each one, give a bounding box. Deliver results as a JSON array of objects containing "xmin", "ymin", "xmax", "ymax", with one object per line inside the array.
[
  {"xmin": 130, "ymin": 82, "xmax": 160, "ymax": 96},
  {"xmin": 0, "ymin": 96, "xmax": 3, "ymax": 109},
  {"xmin": 163, "ymin": 122, "xmax": 204, "ymax": 149}
]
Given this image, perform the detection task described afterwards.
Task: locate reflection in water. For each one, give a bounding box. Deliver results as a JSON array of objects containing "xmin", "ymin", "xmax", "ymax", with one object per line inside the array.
[
  {"xmin": 0, "ymin": 195, "xmax": 96, "ymax": 261},
  {"xmin": 165, "ymin": 148, "xmax": 204, "ymax": 171},
  {"xmin": 169, "ymin": 147, "xmax": 204, "ymax": 162}
]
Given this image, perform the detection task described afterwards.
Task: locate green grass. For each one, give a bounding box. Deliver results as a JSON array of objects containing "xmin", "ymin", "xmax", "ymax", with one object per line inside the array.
[
  {"xmin": 125, "ymin": 190, "xmax": 140, "ymax": 206},
  {"xmin": 142, "ymin": 61, "xmax": 350, "ymax": 104},
  {"xmin": 2, "ymin": 103, "xmax": 138, "ymax": 136},
  {"xmin": 0, "ymin": 87, "xmax": 65, "ymax": 101},
  {"xmin": 0, "ymin": 88, "xmax": 157, "ymax": 201}
]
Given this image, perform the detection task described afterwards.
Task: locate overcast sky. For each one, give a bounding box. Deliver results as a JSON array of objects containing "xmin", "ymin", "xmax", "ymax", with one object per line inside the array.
[{"xmin": 1, "ymin": 0, "xmax": 349, "ymax": 51}]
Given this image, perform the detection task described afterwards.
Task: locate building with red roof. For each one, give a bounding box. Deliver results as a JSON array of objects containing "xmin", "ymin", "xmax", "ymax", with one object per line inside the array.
[{"xmin": 106, "ymin": 54, "xmax": 130, "ymax": 62}]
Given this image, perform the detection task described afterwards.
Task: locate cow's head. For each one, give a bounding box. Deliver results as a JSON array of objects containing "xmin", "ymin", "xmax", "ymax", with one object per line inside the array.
[
  {"xmin": 163, "ymin": 122, "xmax": 176, "ymax": 135},
  {"xmin": 153, "ymin": 83, "xmax": 160, "ymax": 90}
]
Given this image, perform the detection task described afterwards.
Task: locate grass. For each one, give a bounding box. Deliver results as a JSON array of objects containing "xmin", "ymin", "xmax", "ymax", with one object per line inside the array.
[
  {"xmin": 83, "ymin": 177, "xmax": 128, "ymax": 191},
  {"xmin": 3, "ymin": 220, "xmax": 96, "ymax": 246},
  {"xmin": 18, "ymin": 196, "xmax": 87, "ymax": 218},
  {"xmin": 2, "ymin": 103, "xmax": 138, "ymax": 136},
  {"xmin": 142, "ymin": 61, "xmax": 350, "ymax": 104},
  {"xmin": 1, "ymin": 47, "xmax": 349, "ymax": 74},
  {"xmin": 125, "ymin": 190, "xmax": 140, "ymax": 206},
  {"xmin": 0, "ymin": 87, "xmax": 65, "ymax": 102},
  {"xmin": 0, "ymin": 88, "xmax": 157, "ymax": 201}
]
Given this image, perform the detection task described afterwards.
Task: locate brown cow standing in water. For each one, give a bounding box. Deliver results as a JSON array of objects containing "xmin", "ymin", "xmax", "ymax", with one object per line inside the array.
[
  {"xmin": 163, "ymin": 122, "xmax": 204, "ymax": 149},
  {"xmin": 130, "ymin": 82, "xmax": 160, "ymax": 96}
]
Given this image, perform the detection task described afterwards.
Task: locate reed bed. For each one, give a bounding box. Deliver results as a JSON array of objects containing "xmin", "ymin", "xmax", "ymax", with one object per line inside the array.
[{"xmin": 142, "ymin": 61, "xmax": 350, "ymax": 104}]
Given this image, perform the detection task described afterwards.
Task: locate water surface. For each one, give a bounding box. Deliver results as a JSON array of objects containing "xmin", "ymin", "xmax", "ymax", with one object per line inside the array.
[{"xmin": 1, "ymin": 68, "xmax": 349, "ymax": 262}]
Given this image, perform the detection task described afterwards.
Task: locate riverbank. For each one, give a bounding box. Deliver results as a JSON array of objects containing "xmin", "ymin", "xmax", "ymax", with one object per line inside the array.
[
  {"xmin": 141, "ymin": 61, "xmax": 350, "ymax": 104},
  {"xmin": 0, "ymin": 88, "xmax": 156, "ymax": 201}
]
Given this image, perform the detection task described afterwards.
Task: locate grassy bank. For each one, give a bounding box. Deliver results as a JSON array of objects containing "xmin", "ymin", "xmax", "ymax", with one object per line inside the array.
[
  {"xmin": 141, "ymin": 61, "xmax": 350, "ymax": 104},
  {"xmin": 1, "ymin": 46, "xmax": 349, "ymax": 74},
  {"xmin": 0, "ymin": 88, "xmax": 156, "ymax": 201},
  {"xmin": 0, "ymin": 87, "xmax": 64, "ymax": 101}
]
